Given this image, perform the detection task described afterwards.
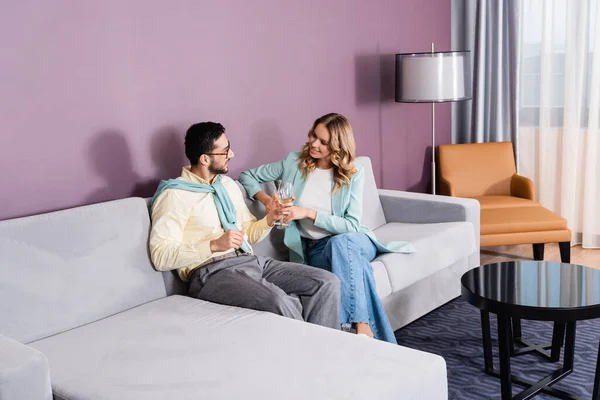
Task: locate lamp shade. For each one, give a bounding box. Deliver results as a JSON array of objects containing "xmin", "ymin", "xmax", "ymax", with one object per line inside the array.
[{"xmin": 395, "ymin": 51, "xmax": 471, "ymax": 103}]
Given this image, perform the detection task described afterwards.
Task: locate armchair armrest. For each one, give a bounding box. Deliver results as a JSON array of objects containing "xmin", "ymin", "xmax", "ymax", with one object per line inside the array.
[
  {"xmin": 511, "ymin": 174, "xmax": 535, "ymax": 200},
  {"xmin": 438, "ymin": 176, "xmax": 456, "ymax": 197},
  {"xmin": 378, "ymin": 189, "xmax": 480, "ymax": 249},
  {"xmin": 0, "ymin": 334, "xmax": 52, "ymax": 400}
]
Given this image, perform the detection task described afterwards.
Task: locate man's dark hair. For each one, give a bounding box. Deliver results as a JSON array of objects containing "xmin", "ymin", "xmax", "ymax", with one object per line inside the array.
[{"xmin": 184, "ymin": 122, "xmax": 225, "ymax": 165}]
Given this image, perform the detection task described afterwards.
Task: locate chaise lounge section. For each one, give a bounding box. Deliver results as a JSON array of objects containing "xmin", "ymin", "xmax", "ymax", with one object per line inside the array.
[{"xmin": 0, "ymin": 156, "xmax": 479, "ymax": 400}]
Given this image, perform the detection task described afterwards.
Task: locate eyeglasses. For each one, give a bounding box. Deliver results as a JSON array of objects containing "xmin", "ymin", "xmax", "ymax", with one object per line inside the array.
[{"xmin": 204, "ymin": 141, "xmax": 231, "ymax": 158}]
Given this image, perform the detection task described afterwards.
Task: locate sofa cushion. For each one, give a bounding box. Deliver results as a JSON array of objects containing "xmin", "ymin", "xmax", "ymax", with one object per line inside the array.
[
  {"xmin": 30, "ymin": 295, "xmax": 447, "ymax": 400},
  {"xmin": 0, "ymin": 198, "xmax": 166, "ymax": 344},
  {"xmin": 480, "ymin": 206, "xmax": 569, "ymax": 235},
  {"xmin": 372, "ymin": 222, "xmax": 477, "ymax": 293},
  {"xmin": 371, "ymin": 260, "xmax": 392, "ymax": 298}
]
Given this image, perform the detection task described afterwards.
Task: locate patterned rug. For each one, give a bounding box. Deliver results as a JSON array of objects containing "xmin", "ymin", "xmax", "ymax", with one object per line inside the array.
[{"xmin": 395, "ymin": 297, "xmax": 599, "ymax": 399}]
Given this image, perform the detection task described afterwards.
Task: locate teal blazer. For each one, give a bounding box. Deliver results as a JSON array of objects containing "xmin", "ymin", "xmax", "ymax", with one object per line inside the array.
[{"xmin": 238, "ymin": 151, "xmax": 416, "ymax": 264}]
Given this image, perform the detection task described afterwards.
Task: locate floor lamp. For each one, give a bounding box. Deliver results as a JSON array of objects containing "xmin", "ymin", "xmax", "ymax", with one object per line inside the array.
[{"xmin": 395, "ymin": 44, "xmax": 471, "ymax": 194}]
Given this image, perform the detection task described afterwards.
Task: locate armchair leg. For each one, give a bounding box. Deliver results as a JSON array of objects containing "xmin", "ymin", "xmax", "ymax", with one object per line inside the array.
[
  {"xmin": 559, "ymin": 241, "xmax": 571, "ymax": 263},
  {"xmin": 532, "ymin": 243, "xmax": 545, "ymax": 261}
]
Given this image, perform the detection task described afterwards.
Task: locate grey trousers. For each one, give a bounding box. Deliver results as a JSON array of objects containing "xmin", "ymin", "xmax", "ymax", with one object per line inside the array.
[{"xmin": 188, "ymin": 255, "xmax": 341, "ymax": 330}]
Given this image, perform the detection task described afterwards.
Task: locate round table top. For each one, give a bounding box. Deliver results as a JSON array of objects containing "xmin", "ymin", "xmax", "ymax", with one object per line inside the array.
[{"xmin": 461, "ymin": 261, "xmax": 600, "ymax": 321}]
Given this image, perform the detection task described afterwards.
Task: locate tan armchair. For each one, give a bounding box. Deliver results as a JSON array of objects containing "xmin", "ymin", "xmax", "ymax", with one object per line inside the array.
[{"xmin": 438, "ymin": 142, "xmax": 571, "ymax": 262}]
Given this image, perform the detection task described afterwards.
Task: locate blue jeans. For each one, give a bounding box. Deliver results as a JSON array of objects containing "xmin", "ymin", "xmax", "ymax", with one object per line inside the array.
[{"xmin": 303, "ymin": 233, "xmax": 397, "ymax": 344}]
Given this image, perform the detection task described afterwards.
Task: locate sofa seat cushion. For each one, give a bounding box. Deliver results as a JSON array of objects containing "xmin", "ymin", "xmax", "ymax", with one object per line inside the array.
[
  {"xmin": 480, "ymin": 206, "xmax": 568, "ymax": 235},
  {"xmin": 30, "ymin": 295, "xmax": 447, "ymax": 400},
  {"xmin": 372, "ymin": 222, "xmax": 477, "ymax": 294},
  {"xmin": 471, "ymin": 195, "xmax": 538, "ymax": 209}
]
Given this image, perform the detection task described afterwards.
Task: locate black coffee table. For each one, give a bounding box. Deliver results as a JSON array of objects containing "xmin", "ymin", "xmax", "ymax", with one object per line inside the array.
[{"xmin": 461, "ymin": 261, "xmax": 600, "ymax": 400}]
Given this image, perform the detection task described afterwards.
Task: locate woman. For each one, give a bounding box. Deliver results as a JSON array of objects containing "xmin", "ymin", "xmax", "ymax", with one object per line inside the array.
[{"xmin": 239, "ymin": 113, "xmax": 415, "ymax": 343}]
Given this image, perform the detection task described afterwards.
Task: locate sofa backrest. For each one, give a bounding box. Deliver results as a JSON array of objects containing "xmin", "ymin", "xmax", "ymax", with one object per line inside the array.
[
  {"xmin": 0, "ymin": 198, "xmax": 167, "ymax": 344},
  {"xmin": 356, "ymin": 157, "xmax": 387, "ymax": 230}
]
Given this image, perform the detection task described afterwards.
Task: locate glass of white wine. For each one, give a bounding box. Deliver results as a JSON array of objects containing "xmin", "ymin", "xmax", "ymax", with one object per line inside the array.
[{"xmin": 275, "ymin": 181, "xmax": 294, "ymax": 229}]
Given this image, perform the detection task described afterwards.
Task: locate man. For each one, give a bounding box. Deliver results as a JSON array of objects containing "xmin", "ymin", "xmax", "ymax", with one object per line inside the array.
[{"xmin": 149, "ymin": 122, "xmax": 340, "ymax": 329}]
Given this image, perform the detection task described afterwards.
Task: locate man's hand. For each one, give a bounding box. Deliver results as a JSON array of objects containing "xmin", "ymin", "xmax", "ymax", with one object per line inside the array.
[
  {"xmin": 210, "ymin": 230, "xmax": 246, "ymax": 252},
  {"xmin": 266, "ymin": 192, "xmax": 295, "ymax": 227}
]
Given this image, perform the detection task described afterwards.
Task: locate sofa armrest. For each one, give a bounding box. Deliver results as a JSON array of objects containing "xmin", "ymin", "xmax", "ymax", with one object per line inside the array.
[
  {"xmin": 378, "ymin": 189, "xmax": 480, "ymax": 249},
  {"xmin": 511, "ymin": 174, "xmax": 535, "ymax": 200},
  {"xmin": 0, "ymin": 334, "xmax": 52, "ymax": 400}
]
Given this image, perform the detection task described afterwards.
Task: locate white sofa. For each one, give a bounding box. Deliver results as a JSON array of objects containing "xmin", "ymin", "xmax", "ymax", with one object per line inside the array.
[{"xmin": 0, "ymin": 156, "xmax": 479, "ymax": 400}]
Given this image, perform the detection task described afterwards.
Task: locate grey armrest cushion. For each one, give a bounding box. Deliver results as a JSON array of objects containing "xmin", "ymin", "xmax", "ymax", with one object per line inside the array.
[
  {"xmin": 378, "ymin": 189, "xmax": 480, "ymax": 249},
  {"xmin": 0, "ymin": 334, "xmax": 52, "ymax": 400}
]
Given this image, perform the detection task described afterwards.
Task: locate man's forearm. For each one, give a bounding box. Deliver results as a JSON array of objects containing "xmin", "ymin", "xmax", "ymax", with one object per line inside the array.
[
  {"xmin": 150, "ymin": 240, "xmax": 213, "ymax": 271},
  {"xmin": 246, "ymin": 217, "xmax": 273, "ymax": 244}
]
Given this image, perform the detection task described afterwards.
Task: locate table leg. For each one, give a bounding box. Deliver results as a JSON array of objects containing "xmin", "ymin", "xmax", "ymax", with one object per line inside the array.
[
  {"xmin": 551, "ymin": 322, "xmax": 566, "ymax": 362},
  {"xmin": 481, "ymin": 311, "xmax": 494, "ymax": 373},
  {"xmin": 593, "ymin": 337, "xmax": 600, "ymax": 400},
  {"xmin": 497, "ymin": 315, "xmax": 513, "ymax": 400},
  {"xmin": 512, "ymin": 318, "xmax": 522, "ymax": 340},
  {"xmin": 562, "ymin": 322, "xmax": 575, "ymax": 370},
  {"xmin": 511, "ymin": 318, "xmax": 521, "ymax": 356}
]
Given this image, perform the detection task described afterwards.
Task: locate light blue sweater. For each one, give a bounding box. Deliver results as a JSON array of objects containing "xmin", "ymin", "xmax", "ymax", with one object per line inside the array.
[
  {"xmin": 149, "ymin": 176, "xmax": 252, "ymax": 254},
  {"xmin": 239, "ymin": 151, "xmax": 415, "ymax": 264}
]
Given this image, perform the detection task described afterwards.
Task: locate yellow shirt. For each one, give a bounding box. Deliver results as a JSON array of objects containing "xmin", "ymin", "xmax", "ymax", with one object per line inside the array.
[{"xmin": 149, "ymin": 167, "xmax": 272, "ymax": 281}]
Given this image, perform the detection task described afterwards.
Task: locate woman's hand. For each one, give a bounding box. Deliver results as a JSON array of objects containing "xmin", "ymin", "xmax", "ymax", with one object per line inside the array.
[
  {"xmin": 282, "ymin": 207, "xmax": 316, "ymax": 224},
  {"xmin": 264, "ymin": 193, "xmax": 296, "ymax": 227}
]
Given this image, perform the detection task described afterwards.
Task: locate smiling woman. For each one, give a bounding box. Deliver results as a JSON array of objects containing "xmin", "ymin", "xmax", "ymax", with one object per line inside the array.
[
  {"xmin": 297, "ymin": 113, "xmax": 357, "ymax": 194},
  {"xmin": 239, "ymin": 113, "xmax": 416, "ymax": 343}
]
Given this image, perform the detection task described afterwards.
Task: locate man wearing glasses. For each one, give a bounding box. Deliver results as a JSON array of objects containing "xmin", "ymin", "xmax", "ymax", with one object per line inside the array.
[{"xmin": 148, "ymin": 122, "xmax": 341, "ymax": 330}]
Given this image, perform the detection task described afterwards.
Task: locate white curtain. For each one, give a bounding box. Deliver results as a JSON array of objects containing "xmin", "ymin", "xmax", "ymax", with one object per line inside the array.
[{"xmin": 518, "ymin": 0, "xmax": 600, "ymax": 248}]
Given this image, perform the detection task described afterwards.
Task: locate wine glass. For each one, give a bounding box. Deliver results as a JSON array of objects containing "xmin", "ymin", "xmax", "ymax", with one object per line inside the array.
[{"xmin": 275, "ymin": 181, "xmax": 294, "ymax": 229}]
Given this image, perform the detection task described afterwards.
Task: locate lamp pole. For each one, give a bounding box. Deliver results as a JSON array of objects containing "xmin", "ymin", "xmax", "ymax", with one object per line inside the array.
[{"xmin": 431, "ymin": 42, "xmax": 436, "ymax": 195}]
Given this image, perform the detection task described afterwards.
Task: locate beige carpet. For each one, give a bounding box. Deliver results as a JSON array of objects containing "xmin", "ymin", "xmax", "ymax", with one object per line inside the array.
[{"xmin": 480, "ymin": 243, "xmax": 600, "ymax": 269}]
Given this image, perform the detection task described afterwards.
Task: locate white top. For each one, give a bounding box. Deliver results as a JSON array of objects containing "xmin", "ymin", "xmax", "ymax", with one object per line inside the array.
[{"xmin": 297, "ymin": 167, "xmax": 334, "ymax": 240}]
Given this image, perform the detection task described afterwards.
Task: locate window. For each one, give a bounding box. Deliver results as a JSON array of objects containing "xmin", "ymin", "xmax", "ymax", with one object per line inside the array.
[{"xmin": 519, "ymin": 0, "xmax": 596, "ymax": 127}]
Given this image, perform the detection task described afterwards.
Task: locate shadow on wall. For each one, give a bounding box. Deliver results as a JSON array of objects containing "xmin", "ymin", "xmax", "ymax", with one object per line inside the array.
[
  {"xmin": 354, "ymin": 50, "xmax": 397, "ymax": 187},
  {"xmin": 86, "ymin": 130, "xmax": 142, "ymax": 204},
  {"xmin": 355, "ymin": 54, "xmax": 382, "ymax": 106},
  {"xmin": 134, "ymin": 126, "xmax": 187, "ymax": 198},
  {"xmin": 408, "ymin": 145, "xmax": 431, "ymax": 193},
  {"xmin": 354, "ymin": 51, "xmax": 396, "ymax": 105},
  {"xmin": 379, "ymin": 53, "xmax": 396, "ymax": 103},
  {"xmin": 86, "ymin": 127, "xmax": 186, "ymax": 204}
]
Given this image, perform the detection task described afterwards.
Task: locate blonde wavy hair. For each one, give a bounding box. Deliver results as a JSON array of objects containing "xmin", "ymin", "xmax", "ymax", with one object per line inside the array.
[{"xmin": 298, "ymin": 113, "xmax": 357, "ymax": 193}]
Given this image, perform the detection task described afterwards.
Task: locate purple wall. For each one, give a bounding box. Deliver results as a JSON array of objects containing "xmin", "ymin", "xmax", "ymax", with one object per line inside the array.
[{"xmin": 0, "ymin": 0, "xmax": 451, "ymax": 221}]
